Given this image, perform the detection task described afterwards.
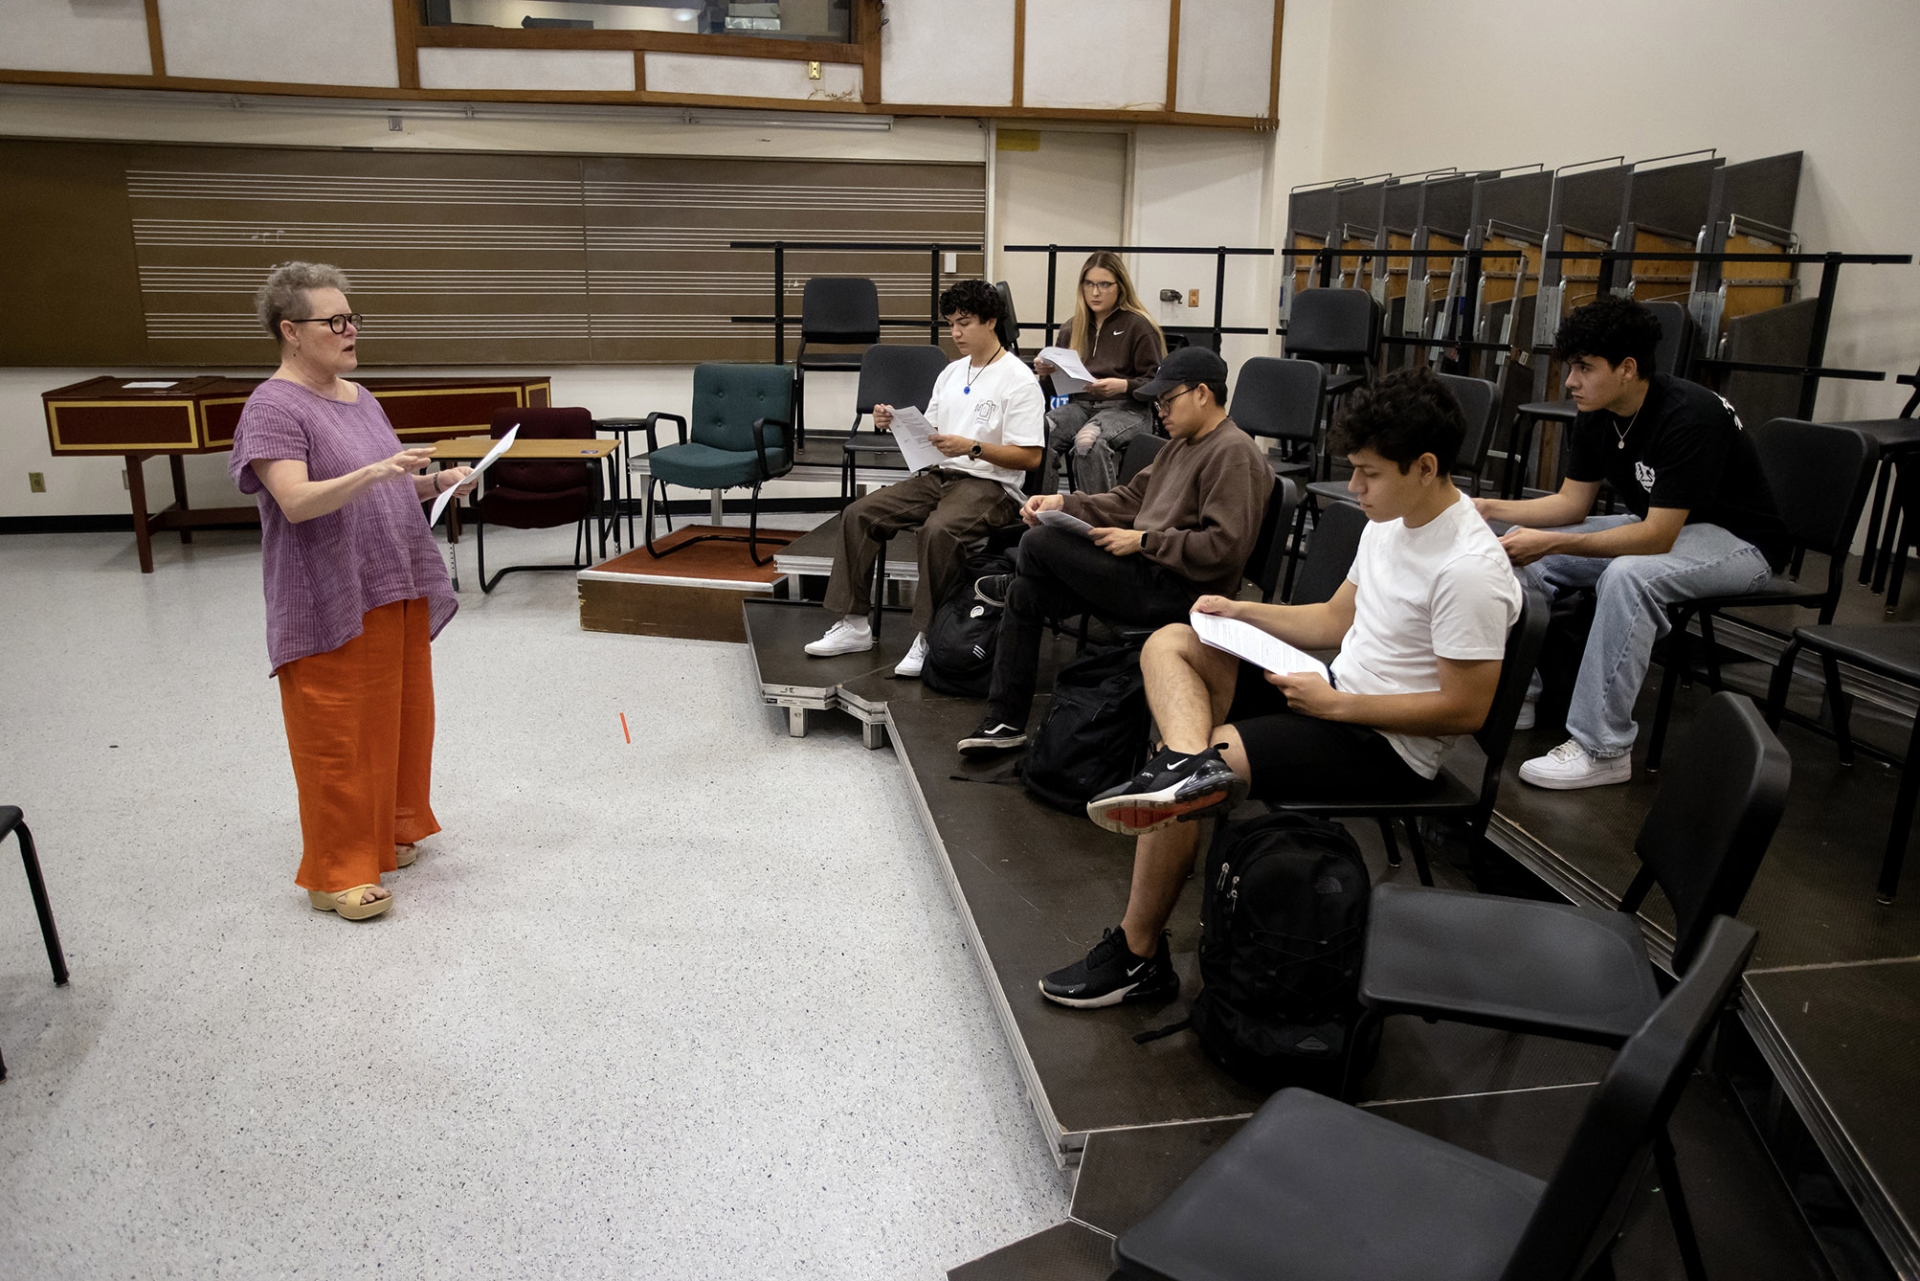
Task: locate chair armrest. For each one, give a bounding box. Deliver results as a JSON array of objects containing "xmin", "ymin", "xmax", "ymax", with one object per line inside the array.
[
  {"xmin": 753, "ymin": 416, "xmax": 794, "ymax": 478},
  {"xmin": 640, "ymin": 411, "xmax": 687, "ymax": 451}
]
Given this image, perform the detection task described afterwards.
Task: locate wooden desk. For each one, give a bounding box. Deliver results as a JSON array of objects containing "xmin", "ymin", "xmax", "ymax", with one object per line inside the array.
[{"xmin": 41, "ymin": 375, "xmax": 552, "ymax": 572}]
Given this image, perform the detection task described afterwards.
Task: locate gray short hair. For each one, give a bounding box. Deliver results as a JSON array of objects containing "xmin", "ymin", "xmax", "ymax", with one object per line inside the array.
[{"xmin": 256, "ymin": 261, "xmax": 351, "ymax": 343}]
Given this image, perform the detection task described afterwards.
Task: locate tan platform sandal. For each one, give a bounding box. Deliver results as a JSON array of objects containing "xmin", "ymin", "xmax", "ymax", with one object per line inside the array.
[
  {"xmin": 394, "ymin": 843, "xmax": 418, "ymax": 868},
  {"xmin": 309, "ymin": 884, "xmax": 392, "ymax": 920}
]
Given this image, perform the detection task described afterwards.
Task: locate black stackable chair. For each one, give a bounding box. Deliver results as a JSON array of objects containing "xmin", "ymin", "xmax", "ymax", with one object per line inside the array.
[
  {"xmin": 1113, "ymin": 913, "xmax": 1760, "ymax": 1281},
  {"xmin": 994, "ymin": 280, "xmax": 1023, "ymax": 358},
  {"xmin": 838, "ymin": 344, "xmax": 949, "ymax": 504},
  {"xmin": 1228, "ymin": 356, "xmax": 1324, "ymax": 480},
  {"xmin": 1646, "ymin": 418, "xmax": 1879, "ymax": 770},
  {"xmin": 0, "ymin": 806, "xmax": 70, "ymax": 1082},
  {"xmin": 1768, "ymin": 623, "xmax": 1920, "ymax": 902},
  {"xmin": 1275, "ymin": 589, "xmax": 1548, "ymax": 886},
  {"xmin": 1283, "ymin": 288, "xmax": 1380, "ymax": 476},
  {"xmin": 1283, "ymin": 493, "xmax": 1366, "ymax": 608},
  {"xmin": 472, "ymin": 407, "xmax": 600, "ymax": 594},
  {"xmin": 793, "ymin": 277, "xmax": 880, "ymax": 449},
  {"xmin": 1302, "ymin": 370, "xmax": 1498, "ymax": 510}
]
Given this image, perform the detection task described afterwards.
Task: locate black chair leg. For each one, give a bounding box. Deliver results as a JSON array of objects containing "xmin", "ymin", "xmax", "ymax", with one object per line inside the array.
[
  {"xmin": 1654, "ymin": 1127, "xmax": 1710, "ymax": 1281},
  {"xmin": 1699, "ymin": 612, "xmax": 1725, "ymax": 692},
  {"xmin": 1824, "ymin": 652, "xmax": 1856, "ymax": 765},
  {"xmin": 1402, "ymin": 819, "xmax": 1435, "ymax": 887},
  {"xmin": 1336, "ymin": 1006, "xmax": 1381, "ymax": 1103},
  {"xmin": 1879, "ymin": 711, "xmax": 1920, "ymax": 904},
  {"xmin": 1646, "ymin": 608, "xmax": 1691, "ymax": 772},
  {"xmin": 1859, "ymin": 460, "xmax": 1892, "ymax": 585},
  {"xmin": 1764, "ymin": 638, "xmax": 1802, "ymax": 729},
  {"xmin": 747, "ymin": 483, "xmax": 768, "ymax": 568},
  {"xmin": 13, "ymin": 821, "xmax": 69, "ymax": 987},
  {"xmin": 475, "ymin": 513, "xmax": 490, "ymax": 594},
  {"xmin": 1281, "ymin": 498, "xmax": 1314, "ymax": 602},
  {"xmin": 1375, "ymin": 817, "xmax": 1401, "ymax": 868}
]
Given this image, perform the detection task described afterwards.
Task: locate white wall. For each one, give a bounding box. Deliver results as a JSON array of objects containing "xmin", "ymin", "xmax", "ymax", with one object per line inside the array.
[
  {"xmin": 1313, "ymin": 0, "xmax": 1920, "ymax": 421},
  {"xmin": 0, "ymin": 0, "xmax": 152, "ymax": 75},
  {"xmin": 154, "ymin": 0, "xmax": 400, "ymax": 87}
]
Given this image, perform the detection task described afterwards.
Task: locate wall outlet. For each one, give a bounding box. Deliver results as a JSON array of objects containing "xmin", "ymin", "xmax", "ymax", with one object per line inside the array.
[
  {"xmin": 1187, "ymin": 289, "xmax": 1200, "ymax": 308},
  {"xmin": 807, "ymin": 60, "xmax": 822, "ymax": 80},
  {"xmin": 942, "ymin": 251, "xmax": 957, "ymax": 272},
  {"xmin": 28, "ymin": 472, "xmax": 45, "ymax": 493}
]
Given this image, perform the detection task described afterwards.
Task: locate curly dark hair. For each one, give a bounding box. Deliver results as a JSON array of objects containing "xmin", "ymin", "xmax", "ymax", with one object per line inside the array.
[
  {"xmin": 1552, "ymin": 294, "xmax": 1663, "ymax": 378},
  {"xmin": 938, "ymin": 279, "xmax": 1006, "ymax": 324},
  {"xmin": 1327, "ymin": 366, "xmax": 1466, "ymax": 474}
]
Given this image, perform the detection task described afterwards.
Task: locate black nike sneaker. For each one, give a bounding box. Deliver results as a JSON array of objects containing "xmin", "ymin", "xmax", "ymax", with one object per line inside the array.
[
  {"xmin": 1038, "ymin": 926, "xmax": 1178, "ymax": 1009},
  {"xmin": 974, "ymin": 573, "xmax": 1013, "ymax": 608},
  {"xmin": 957, "ymin": 718, "xmax": 1027, "ymax": 755},
  {"xmin": 1085, "ymin": 745, "xmax": 1245, "ymax": 836}
]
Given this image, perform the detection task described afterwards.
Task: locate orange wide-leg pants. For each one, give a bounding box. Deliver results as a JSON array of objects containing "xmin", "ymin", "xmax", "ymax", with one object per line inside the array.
[{"xmin": 277, "ymin": 598, "xmax": 441, "ymax": 893}]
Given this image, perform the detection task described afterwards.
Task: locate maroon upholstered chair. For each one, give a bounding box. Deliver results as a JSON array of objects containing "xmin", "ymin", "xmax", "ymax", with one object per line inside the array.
[{"xmin": 473, "ymin": 406, "xmax": 598, "ymax": 593}]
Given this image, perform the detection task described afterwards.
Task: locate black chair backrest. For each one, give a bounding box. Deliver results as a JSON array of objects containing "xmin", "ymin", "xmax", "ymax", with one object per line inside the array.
[
  {"xmin": 800, "ymin": 277, "xmax": 880, "ymax": 344},
  {"xmin": 1751, "ymin": 418, "xmax": 1878, "ymax": 560},
  {"xmin": 1471, "ymin": 587, "xmax": 1549, "ymax": 773},
  {"xmin": 1288, "ymin": 500, "xmax": 1367, "ymax": 606},
  {"xmin": 1284, "ymin": 288, "xmax": 1379, "ymax": 364},
  {"xmin": 1502, "ymin": 915, "xmax": 1759, "ymax": 1281},
  {"xmin": 1633, "ymin": 691, "xmax": 1791, "ymax": 973},
  {"xmin": 1230, "ymin": 356, "xmax": 1324, "ymax": 447},
  {"xmin": 1643, "ymin": 299, "xmax": 1693, "ymax": 378},
  {"xmin": 855, "ymin": 344, "xmax": 947, "ymax": 418},
  {"xmin": 1434, "ymin": 371, "xmax": 1498, "ymax": 479},
  {"xmin": 487, "ymin": 405, "xmax": 594, "ymax": 493},
  {"xmin": 994, "ymin": 281, "xmax": 1022, "ymax": 356},
  {"xmin": 1248, "ymin": 474, "xmax": 1299, "ymax": 604},
  {"xmin": 1117, "ymin": 430, "xmax": 1165, "ymax": 486}
]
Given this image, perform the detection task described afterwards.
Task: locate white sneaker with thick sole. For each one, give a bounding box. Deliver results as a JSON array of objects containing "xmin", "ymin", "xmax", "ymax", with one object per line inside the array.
[
  {"xmin": 1518, "ymin": 739, "xmax": 1632, "ymax": 790},
  {"xmin": 1513, "ymin": 697, "xmax": 1537, "ymax": 731},
  {"xmin": 805, "ymin": 618, "xmax": 874, "ymax": 657},
  {"xmin": 894, "ymin": 633, "xmax": 928, "ymax": 678}
]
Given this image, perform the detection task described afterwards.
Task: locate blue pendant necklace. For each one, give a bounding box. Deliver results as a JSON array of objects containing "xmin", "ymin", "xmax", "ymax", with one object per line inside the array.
[{"xmin": 963, "ymin": 344, "xmax": 1003, "ymax": 394}]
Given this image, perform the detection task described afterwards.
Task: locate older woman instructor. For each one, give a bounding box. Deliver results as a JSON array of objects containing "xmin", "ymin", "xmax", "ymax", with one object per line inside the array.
[{"xmin": 229, "ymin": 262, "xmax": 475, "ymax": 921}]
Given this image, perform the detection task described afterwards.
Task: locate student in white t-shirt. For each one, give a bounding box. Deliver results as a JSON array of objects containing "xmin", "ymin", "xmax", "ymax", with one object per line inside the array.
[
  {"xmin": 1039, "ymin": 368, "xmax": 1523, "ymax": 1010},
  {"xmin": 806, "ymin": 280, "xmax": 1046, "ymax": 676}
]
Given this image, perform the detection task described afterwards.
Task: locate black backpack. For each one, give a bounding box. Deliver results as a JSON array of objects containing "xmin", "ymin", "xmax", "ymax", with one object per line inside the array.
[
  {"xmin": 1020, "ymin": 644, "xmax": 1151, "ymax": 811},
  {"xmin": 1185, "ymin": 811, "xmax": 1371, "ymax": 1092},
  {"xmin": 921, "ymin": 551, "xmax": 1014, "ymax": 698}
]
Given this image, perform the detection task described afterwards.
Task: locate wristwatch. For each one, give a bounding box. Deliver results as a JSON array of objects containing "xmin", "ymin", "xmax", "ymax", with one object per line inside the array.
[{"xmin": 968, "ymin": 442, "xmax": 983, "ymax": 459}]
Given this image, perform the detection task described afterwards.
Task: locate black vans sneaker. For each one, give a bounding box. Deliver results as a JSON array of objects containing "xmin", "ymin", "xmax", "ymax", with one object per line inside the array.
[
  {"xmin": 958, "ymin": 718, "xmax": 1027, "ymax": 755},
  {"xmin": 974, "ymin": 574, "xmax": 1013, "ymax": 608},
  {"xmin": 1085, "ymin": 745, "xmax": 1244, "ymax": 836},
  {"xmin": 1039, "ymin": 926, "xmax": 1178, "ymax": 1009}
]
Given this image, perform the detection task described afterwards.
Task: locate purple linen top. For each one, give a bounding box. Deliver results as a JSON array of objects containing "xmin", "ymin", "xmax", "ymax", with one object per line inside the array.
[{"xmin": 229, "ymin": 378, "xmax": 457, "ymax": 674}]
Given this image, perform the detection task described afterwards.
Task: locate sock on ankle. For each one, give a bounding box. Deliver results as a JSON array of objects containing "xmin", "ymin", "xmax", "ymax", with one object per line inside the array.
[{"xmin": 843, "ymin": 615, "xmax": 871, "ymax": 633}]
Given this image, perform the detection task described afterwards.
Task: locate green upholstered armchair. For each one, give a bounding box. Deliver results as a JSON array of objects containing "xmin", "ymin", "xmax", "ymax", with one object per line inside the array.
[{"xmin": 639, "ymin": 363, "xmax": 796, "ymax": 567}]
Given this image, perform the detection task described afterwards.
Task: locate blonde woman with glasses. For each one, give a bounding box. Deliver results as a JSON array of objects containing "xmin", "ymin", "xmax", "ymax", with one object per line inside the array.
[{"xmin": 1033, "ymin": 251, "xmax": 1165, "ymax": 493}]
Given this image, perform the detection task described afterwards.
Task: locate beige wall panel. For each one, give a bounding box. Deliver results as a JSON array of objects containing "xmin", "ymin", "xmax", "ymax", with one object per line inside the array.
[
  {"xmin": 992, "ymin": 130, "xmax": 1126, "ymax": 345},
  {"xmin": 0, "ymin": 0, "xmax": 152, "ymax": 75},
  {"xmin": 156, "ymin": 0, "xmax": 400, "ymax": 87},
  {"xmin": 1022, "ymin": 0, "xmax": 1169, "ymax": 111},
  {"xmin": 417, "ymin": 47, "xmax": 637, "ymax": 93},
  {"xmin": 879, "ymin": 0, "xmax": 1015, "ymax": 107},
  {"xmin": 1173, "ymin": 0, "xmax": 1273, "ymax": 119},
  {"xmin": 643, "ymin": 53, "xmax": 861, "ymax": 103}
]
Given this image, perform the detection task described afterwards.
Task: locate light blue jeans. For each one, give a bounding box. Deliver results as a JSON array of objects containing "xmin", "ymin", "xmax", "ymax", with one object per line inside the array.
[{"xmin": 1518, "ymin": 515, "xmax": 1773, "ymax": 759}]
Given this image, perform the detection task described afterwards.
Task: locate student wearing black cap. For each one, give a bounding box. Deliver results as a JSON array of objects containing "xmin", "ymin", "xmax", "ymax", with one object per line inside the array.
[{"xmin": 958, "ymin": 346, "xmax": 1273, "ymax": 754}]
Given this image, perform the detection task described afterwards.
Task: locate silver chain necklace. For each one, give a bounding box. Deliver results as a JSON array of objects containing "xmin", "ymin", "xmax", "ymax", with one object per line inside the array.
[{"xmin": 1614, "ymin": 404, "xmax": 1643, "ymax": 450}]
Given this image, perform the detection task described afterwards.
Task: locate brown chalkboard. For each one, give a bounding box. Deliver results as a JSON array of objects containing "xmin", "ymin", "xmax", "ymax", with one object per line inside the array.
[{"xmin": 0, "ymin": 137, "xmax": 984, "ymax": 367}]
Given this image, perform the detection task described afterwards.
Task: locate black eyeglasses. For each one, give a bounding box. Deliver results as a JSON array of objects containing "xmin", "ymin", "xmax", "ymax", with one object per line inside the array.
[
  {"xmin": 287, "ymin": 313, "xmax": 362, "ymax": 335},
  {"xmin": 1155, "ymin": 385, "xmax": 1199, "ymax": 413},
  {"xmin": 1082, "ymin": 279, "xmax": 1120, "ymax": 291}
]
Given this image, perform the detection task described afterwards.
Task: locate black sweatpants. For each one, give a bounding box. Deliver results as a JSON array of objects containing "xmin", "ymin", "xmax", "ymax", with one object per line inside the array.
[{"xmin": 986, "ymin": 524, "xmax": 1200, "ymax": 728}]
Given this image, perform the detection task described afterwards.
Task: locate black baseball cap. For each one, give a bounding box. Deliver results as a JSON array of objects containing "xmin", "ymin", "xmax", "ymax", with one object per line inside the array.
[{"xmin": 1134, "ymin": 345, "xmax": 1229, "ymax": 401}]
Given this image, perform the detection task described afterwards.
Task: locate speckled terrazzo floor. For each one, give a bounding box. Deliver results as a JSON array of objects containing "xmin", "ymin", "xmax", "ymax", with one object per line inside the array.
[{"xmin": 0, "ymin": 524, "xmax": 1071, "ymax": 1280}]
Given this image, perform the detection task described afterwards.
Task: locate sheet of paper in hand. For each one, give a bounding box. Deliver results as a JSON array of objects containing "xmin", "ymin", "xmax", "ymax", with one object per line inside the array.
[
  {"xmin": 1037, "ymin": 346, "xmax": 1096, "ymax": 395},
  {"xmin": 885, "ymin": 406, "xmax": 951, "ymax": 473},
  {"xmin": 1189, "ymin": 609, "xmax": 1330, "ymax": 681},
  {"xmin": 429, "ymin": 423, "xmax": 518, "ymax": 525},
  {"xmin": 1036, "ymin": 507, "xmax": 1094, "ymax": 537}
]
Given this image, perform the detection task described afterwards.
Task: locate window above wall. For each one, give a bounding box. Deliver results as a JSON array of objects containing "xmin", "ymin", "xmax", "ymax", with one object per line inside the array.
[{"xmin": 422, "ymin": 0, "xmax": 855, "ymax": 45}]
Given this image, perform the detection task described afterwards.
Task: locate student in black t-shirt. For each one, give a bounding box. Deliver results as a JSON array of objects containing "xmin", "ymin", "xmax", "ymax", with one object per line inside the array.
[{"xmin": 1474, "ymin": 296, "xmax": 1788, "ymax": 790}]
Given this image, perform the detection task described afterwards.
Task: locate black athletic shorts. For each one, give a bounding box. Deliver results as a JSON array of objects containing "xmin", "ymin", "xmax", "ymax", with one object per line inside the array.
[{"xmin": 1223, "ymin": 660, "xmax": 1435, "ymax": 804}]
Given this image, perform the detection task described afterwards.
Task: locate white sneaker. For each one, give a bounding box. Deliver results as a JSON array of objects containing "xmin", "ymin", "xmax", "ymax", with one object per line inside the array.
[
  {"xmin": 894, "ymin": 633, "xmax": 928, "ymax": 678},
  {"xmin": 805, "ymin": 618, "xmax": 874, "ymax": 657},
  {"xmin": 1518, "ymin": 739, "xmax": 1632, "ymax": 790},
  {"xmin": 1514, "ymin": 696, "xmax": 1537, "ymax": 732}
]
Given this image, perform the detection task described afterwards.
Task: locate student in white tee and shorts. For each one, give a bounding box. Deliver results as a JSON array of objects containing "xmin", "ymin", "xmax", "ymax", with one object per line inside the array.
[
  {"xmin": 1039, "ymin": 367, "xmax": 1523, "ymax": 1010},
  {"xmin": 806, "ymin": 280, "xmax": 1046, "ymax": 677}
]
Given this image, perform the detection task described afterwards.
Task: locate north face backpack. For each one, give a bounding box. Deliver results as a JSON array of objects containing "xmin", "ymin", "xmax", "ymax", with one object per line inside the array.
[
  {"xmin": 1182, "ymin": 811, "xmax": 1371, "ymax": 1092},
  {"xmin": 1020, "ymin": 643, "xmax": 1151, "ymax": 812},
  {"xmin": 921, "ymin": 551, "xmax": 1015, "ymax": 699}
]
